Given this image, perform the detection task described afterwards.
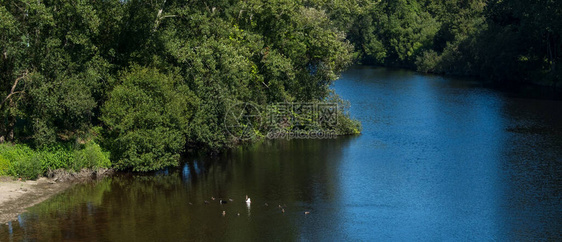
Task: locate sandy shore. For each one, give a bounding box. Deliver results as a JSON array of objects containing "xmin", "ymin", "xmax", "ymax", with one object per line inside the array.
[
  {"xmin": 0, "ymin": 169, "xmax": 113, "ymax": 224},
  {"xmin": 0, "ymin": 176, "xmax": 73, "ymax": 224}
]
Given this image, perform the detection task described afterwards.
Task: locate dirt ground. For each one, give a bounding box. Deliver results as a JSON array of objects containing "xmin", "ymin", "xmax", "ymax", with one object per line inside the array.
[
  {"xmin": 0, "ymin": 168, "xmax": 112, "ymax": 224},
  {"xmin": 0, "ymin": 176, "xmax": 72, "ymax": 224}
]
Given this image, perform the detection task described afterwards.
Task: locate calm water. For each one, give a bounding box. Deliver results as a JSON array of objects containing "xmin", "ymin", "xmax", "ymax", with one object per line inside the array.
[{"xmin": 2, "ymin": 66, "xmax": 562, "ymax": 241}]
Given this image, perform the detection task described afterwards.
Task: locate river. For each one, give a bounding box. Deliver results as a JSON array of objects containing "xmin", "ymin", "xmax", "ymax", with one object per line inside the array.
[{"xmin": 1, "ymin": 66, "xmax": 562, "ymax": 241}]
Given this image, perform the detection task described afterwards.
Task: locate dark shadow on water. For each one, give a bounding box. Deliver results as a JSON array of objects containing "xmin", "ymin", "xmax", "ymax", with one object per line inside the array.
[{"xmin": 0, "ymin": 137, "xmax": 357, "ymax": 241}]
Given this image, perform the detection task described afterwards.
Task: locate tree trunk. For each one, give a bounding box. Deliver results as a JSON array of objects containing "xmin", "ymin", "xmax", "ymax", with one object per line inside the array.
[
  {"xmin": 1, "ymin": 71, "xmax": 28, "ymax": 142},
  {"xmin": 1, "ymin": 71, "xmax": 28, "ymax": 108}
]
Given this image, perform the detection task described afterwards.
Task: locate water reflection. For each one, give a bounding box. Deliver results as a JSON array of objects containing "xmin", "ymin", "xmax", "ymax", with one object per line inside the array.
[
  {"xmin": 0, "ymin": 138, "xmax": 354, "ymax": 241},
  {"xmin": 1, "ymin": 66, "xmax": 562, "ymax": 240}
]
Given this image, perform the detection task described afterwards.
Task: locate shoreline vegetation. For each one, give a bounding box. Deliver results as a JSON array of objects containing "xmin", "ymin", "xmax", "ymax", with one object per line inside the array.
[
  {"xmin": 1, "ymin": 0, "xmax": 561, "ymax": 177},
  {"xmin": 1, "ymin": 0, "xmax": 361, "ymax": 176},
  {"xmin": 0, "ymin": 142, "xmax": 111, "ymax": 180}
]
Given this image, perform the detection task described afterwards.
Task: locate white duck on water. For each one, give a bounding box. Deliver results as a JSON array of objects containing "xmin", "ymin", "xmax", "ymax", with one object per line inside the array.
[{"xmin": 245, "ymin": 195, "xmax": 251, "ymax": 204}]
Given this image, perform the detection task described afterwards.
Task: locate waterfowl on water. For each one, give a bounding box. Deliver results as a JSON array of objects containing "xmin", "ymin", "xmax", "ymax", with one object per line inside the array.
[
  {"xmin": 281, "ymin": 208, "xmax": 285, "ymax": 213},
  {"xmin": 304, "ymin": 211, "xmax": 310, "ymax": 215},
  {"xmin": 211, "ymin": 197, "xmax": 216, "ymax": 201},
  {"xmin": 220, "ymin": 199, "xmax": 227, "ymax": 204},
  {"xmin": 245, "ymin": 195, "xmax": 251, "ymax": 204},
  {"xmin": 204, "ymin": 200, "xmax": 210, "ymax": 205},
  {"xmin": 222, "ymin": 211, "xmax": 226, "ymax": 216},
  {"xmin": 264, "ymin": 203, "xmax": 269, "ymax": 206},
  {"xmin": 229, "ymin": 198, "xmax": 234, "ymax": 202}
]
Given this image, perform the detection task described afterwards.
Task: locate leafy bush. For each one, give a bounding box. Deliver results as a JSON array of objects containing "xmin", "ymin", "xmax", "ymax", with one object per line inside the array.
[
  {"xmin": 326, "ymin": 93, "xmax": 362, "ymax": 135},
  {"xmin": 0, "ymin": 154, "xmax": 10, "ymax": 176},
  {"xmin": 39, "ymin": 144, "xmax": 75, "ymax": 171},
  {"xmin": 335, "ymin": 114, "xmax": 362, "ymax": 135},
  {"xmin": 416, "ymin": 50, "xmax": 442, "ymax": 73},
  {"xmin": 10, "ymin": 155, "xmax": 42, "ymax": 180},
  {"xmin": 73, "ymin": 142, "xmax": 111, "ymax": 171},
  {"xmin": 0, "ymin": 142, "xmax": 112, "ymax": 179},
  {"xmin": 0, "ymin": 144, "xmax": 41, "ymax": 179}
]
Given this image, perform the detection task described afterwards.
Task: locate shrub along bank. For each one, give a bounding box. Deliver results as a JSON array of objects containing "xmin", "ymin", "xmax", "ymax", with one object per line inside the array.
[{"xmin": 0, "ymin": 142, "xmax": 110, "ymax": 180}]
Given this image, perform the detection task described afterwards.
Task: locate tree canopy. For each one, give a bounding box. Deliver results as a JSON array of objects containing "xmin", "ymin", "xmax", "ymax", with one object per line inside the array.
[
  {"xmin": 2, "ymin": 0, "xmax": 559, "ymax": 171},
  {"xmin": 0, "ymin": 0, "xmax": 357, "ymax": 171},
  {"xmin": 323, "ymin": 0, "xmax": 561, "ymax": 84}
]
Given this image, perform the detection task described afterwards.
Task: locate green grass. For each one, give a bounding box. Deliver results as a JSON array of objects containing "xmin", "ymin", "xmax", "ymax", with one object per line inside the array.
[
  {"xmin": 0, "ymin": 142, "xmax": 112, "ymax": 180},
  {"xmin": 0, "ymin": 153, "xmax": 11, "ymax": 176}
]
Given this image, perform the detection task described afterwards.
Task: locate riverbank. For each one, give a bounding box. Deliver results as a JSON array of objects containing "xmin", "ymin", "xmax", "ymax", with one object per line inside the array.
[
  {"xmin": 368, "ymin": 63, "xmax": 562, "ymax": 91},
  {"xmin": 0, "ymin": 168, "xmax": 113, "ymax": 224},
  {"xmin": 0, "ymin": 176, "xmax": 72, "ymax": 224}
]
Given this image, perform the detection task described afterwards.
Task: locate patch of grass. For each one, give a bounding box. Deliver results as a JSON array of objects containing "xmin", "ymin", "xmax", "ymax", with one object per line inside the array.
[
  {"xmin": 0, "ymin": 154, "xmax": 10, "ymax": 176},
  {"xmin": 0, "ymin": 142, "xmax": 112, "ymax": 180}
]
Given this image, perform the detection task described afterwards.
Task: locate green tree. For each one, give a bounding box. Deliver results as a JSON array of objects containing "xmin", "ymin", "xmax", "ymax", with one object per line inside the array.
[
  {"xmin": 1, "ymin": 0, "xmax": 359, "ymax": 172},
  {"xmin": 102, "ymin": 66, "xmax": 197, "ymax": 171}
]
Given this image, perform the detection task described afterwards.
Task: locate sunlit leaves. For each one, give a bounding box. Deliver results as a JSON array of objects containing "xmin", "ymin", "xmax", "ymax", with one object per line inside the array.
[
  {"xmin": 102, "ymin": 66, "xmax": 196, "ymax": 171},
  {"xmin": 1, "ymin": 0, "xmax": 358, "ymax": 171}
]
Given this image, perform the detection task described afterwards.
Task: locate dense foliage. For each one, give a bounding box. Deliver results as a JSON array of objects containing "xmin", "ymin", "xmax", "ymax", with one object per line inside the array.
[
  {"xmin": 0, "ymin": 142, "xmax": 110, "ymax": 179},
  {"xmin": 0, "ymin": 0, "xmax": 358, "ymax": 172},
  {"xmin": 322, "ymin": 0, "xmax": 561, "ymax": 84},
  {"xmin": 2, "ymin": 0, "xmax": 559, "ymax": 173}
]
